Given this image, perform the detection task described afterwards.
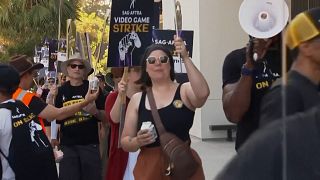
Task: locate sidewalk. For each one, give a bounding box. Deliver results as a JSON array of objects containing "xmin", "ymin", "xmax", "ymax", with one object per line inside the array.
[
  {"xmin": 191, "ymin": 137, "xmax": 236, "ymax": 180},
  {"xmin": 56, "ymin": 138, "xmax": 236, "ymax": 179}
]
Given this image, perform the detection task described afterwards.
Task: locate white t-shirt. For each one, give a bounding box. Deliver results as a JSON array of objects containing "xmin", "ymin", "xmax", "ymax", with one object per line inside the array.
[
  {"xmin": 123, "ymin": 151, "xmax": 139, "ymax": 180},
  {"xmin": 0, "ymin": 99, "xmax": 15, "ymax": 180}
]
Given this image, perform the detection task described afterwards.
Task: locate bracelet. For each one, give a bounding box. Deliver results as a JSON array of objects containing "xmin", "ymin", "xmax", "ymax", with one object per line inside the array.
[{"xmin": 241, "ymin": 64, "xmax": 254, "ymax": 76}]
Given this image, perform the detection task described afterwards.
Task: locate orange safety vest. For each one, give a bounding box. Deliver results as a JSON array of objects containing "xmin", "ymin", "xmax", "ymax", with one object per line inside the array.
[{"xmin": 12, "ymin": 88, "xmax": 46, "ymax": 133}]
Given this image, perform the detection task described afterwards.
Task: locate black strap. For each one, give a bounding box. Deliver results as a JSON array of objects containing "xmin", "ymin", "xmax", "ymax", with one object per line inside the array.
[
  {"xmin": 0, "ymin": 102, "xmax": 10, "ymax": 162},
  {"xmin": 146, "ymin": 88, "xmax": 166, "ymax": 135},
  {"xmin": 0, "ymin": 148, "xmax": 10, "ymax": 164},
  {"xmin": 0, "ymin": 103, "xmax": 14, "ymax": 171}
]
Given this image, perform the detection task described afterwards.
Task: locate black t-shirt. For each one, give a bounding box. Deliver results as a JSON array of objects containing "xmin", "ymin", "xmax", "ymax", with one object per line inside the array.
[
  {"xmin": 216, "ymin": 106, "xmax": 320, "ymax": 180},
  {"xmin": 222, "ymin": 47, "xmax": 281, "ymax": 150},
  {"xmin": 55, "ymin": 80, "xmax": 105, "ymax": 145},
  {"xmin": 29, "ymin": 96, "xmax": 48, "ymax": 115},
  {"xmin": 39, "ymin": 88, "xmax": 51, "ymax": 126},
  {"xmin": 0, "ymin": 101, "xmax": 57, "ymax": 180},
  {"xmin": 260, "ymin": 70, "xmax": 320, "ymax": 127}
]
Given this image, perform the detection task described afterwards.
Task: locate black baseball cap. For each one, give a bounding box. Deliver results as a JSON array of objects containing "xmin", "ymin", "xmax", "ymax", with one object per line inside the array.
[{"xmin": 0, "ymin": 64, "xmax": 20, "ymax": 95}]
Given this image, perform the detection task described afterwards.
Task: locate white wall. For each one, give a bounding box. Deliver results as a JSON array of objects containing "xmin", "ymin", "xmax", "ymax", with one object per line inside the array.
[{"xmin": 162, "ymin": 0, "xmax": 248, "ymax": 139}]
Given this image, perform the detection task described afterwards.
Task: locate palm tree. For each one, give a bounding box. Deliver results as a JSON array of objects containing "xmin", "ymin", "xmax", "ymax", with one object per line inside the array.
[{"xmin": 0, "ymin": 0, "xmax": 80, "ymax": 61}]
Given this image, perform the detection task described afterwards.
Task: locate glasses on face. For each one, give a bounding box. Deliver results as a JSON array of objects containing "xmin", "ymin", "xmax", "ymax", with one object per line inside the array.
[
  {"xmin": 69, "ymin": 64, "xmax": 85, "ymax": 69},
  {"xmin": 146, "ymin": 56, "xmax": 169, "ymax": 64},
  {"xmin": 48, "ymin": 80, "xmax": 55, "ymax": 84}
]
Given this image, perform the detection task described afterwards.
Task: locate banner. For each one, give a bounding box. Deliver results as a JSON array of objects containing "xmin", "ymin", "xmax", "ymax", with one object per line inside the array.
[
  {"xmin": 107, "ymin": 0, "xmax": 154, "ymax": 67},
  {"xmin": 152, "ymin": 29, "xmax": 194, "ymax": 73},
  {"xmin": 57, "ymin": 38, "xmax": 67, "ymax": 62},
  {"xmin": 49, "ymin": 39, "xmax": 58, "ymax": 71},
  {"xmin": 57, "ymin": 38, "xmax": 67, "ymax": 73}
]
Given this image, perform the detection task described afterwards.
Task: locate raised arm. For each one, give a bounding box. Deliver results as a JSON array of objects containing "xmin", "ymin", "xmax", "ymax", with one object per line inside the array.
[
  {"xmin": 174, "ymin": 36, "xmax": 210, "ymax": 109},
  {"xmin": 110, "ymin": 80, "xmax": 127, "ymax": 123},
  {"xmin": 222, "ymin": 38, "xmax": 272, "ymax": 123}
]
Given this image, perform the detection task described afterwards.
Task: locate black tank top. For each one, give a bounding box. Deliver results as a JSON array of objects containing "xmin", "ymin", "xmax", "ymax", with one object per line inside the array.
[{"xmin": 138, "ymin": 84, "xmax": 195, "ymax": 147}]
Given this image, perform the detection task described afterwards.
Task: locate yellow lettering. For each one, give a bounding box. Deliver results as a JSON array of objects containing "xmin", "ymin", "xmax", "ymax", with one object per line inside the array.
[
  {"xmin": 256, "ymin": 81, "xmax": 269, "ymax": 89},
  {"xmin": 113, "ymin": 24, "xmax": 119, "ymax": 32},
  {"xmin": 262, "ymin": 81, "xmax": 269, "ymax": 88},
  {"xmin": 23, "ymin": 113, "xmax": 36, "ymax": 123},
  {"xmin": 113, "ymin": 24, "xmax": 149, "ymax": 33},
  {"xmin": 125, "ymin": 24, "xmax": 131, "ymax": 32},
  {"xmin": 63, "ymin": 99, "xmax": 84, "ymax": 107},
  {"xmin": 13, "ymin": 120, "xmax": 23, "ymax": 127},
  {"xmin": 142, "ymin": 24, "xmax": 149, "ymax": 32},
  {"xmin": 64, "ymin": 119, "xmax": 77, "ymax": 126}
]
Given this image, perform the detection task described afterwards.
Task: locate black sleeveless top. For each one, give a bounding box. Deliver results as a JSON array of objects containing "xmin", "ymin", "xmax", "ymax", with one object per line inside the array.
[{"xmin": 138, "ymin": 84, "xmax": 195, "ymax": 147}]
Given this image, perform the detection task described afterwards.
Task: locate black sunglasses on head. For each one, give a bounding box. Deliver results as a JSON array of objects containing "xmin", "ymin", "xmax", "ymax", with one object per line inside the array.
[
  {"xmin": 146, "ymin": 56, "xmax": 169, "ymax": 64},
  {"xmin": 69, "ymin": 64, "xmax": 85, "ymax": 69}
]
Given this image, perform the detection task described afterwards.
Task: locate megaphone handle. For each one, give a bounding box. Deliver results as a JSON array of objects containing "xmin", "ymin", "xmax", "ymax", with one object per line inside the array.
[{"xmin": 248, "ymin": 37, "xmax": 258, "ymax": 62}]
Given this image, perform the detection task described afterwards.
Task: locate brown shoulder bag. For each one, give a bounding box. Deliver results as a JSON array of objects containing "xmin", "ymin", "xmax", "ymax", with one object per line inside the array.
[{"xmin": 146, "ymin": 88, "xmax": 199, "ymax": 179}]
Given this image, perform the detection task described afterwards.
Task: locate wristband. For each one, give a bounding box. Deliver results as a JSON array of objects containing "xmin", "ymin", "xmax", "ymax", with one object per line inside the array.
[{"xmin": 241, "ymin": 65, "xmax": 254, "ymax": 76}]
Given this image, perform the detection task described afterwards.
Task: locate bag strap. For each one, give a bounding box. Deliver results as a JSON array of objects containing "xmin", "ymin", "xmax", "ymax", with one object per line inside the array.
[
  {"xmin": 0, "ymin": 148, "xmax": 10, "ymax": 164},
  {"xmin": 146, "ymin": 88, "xmax": 166, "ymax": 135},
  {"xmin": 0, "ymin": 103, "xmax": 15, "ymax": 171}
]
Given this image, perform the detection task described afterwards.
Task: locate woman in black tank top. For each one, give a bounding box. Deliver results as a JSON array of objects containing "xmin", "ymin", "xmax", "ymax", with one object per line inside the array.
[{"xmin": 120, "ymin": 38, "xmax": 210, "ymax": 180}]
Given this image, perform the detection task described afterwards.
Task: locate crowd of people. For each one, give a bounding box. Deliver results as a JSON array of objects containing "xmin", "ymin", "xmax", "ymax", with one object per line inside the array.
[{"xmin": 1, "ymin": 6, "xmax": 320, "ymax": 180}]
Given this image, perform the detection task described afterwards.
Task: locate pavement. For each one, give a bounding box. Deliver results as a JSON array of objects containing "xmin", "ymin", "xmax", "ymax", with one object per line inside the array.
[
  {"xmin": 191, "ymin": 137, "xmax": 236, "ymax": 180},
  {"xmin": 56, "ymin": 137, "xmax": 236, "ymax": 180}
]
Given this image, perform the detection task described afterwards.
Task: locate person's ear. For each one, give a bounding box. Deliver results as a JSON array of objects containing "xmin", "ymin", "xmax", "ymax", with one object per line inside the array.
[{"xmin": 299, "ymin": 42, "xmax": 312, "ymax": 57}]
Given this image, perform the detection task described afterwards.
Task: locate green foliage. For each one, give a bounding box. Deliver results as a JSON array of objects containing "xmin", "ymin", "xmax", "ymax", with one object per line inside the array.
[
  {"xmin": 0, "ymin": 0, "xmax": 111, "ymax": 75},
  {"xmin": 76, "ymin": 8, "xmax": 110, "ymax": 75},
  {"xmin": 0, "ymin": 0, "xmax": 80, "ymax": 56}
]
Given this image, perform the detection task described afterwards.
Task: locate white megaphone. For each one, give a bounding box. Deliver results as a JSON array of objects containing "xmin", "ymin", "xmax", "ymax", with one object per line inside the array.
[{"xmin": 239, "ymin": 0, "xmax": 289, "ymax": 39}]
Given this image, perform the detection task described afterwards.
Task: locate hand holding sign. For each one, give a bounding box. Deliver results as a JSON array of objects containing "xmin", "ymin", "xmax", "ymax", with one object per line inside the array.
[{"xmin": 174, "ymin": 35, "xmax": 188, "ymax": 59}]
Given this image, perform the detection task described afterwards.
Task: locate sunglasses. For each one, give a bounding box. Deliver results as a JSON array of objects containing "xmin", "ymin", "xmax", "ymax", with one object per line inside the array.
[
  {"xmin": 48, "ymin": 80, "xmax": 55, "ymax": 84},
  {"xmin": 69, "ymin": 64, "xmax": 85, "ymax": 69},
  {"xmin": 146, "ymin": 56, "xmax": 169, "ymax": 64}
]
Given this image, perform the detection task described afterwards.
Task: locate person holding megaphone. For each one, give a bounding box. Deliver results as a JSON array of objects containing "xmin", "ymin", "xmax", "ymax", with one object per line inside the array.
[
  {"xmin": 217, "ymin": 8, "xmax": 320, "ymax": 179},
  {"xmin": 222, "ymin": 34, "xmax": 283, "ymax": 151},
  {"xmin": 222, "ymin": 0, "xmax": 289, "ymax": 151}
]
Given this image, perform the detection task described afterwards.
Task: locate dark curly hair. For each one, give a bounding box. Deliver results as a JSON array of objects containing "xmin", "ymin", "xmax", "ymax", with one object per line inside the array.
[{"xmin": 135, "ymin": 44, "xmax": 175, "ymax": 89}]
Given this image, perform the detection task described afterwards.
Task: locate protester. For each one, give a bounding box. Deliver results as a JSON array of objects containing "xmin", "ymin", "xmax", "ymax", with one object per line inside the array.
[
  {"xmin": 59, "ymin": 74, "xmax": 67, "ymax": 85},
  {"xmin": 8, "ymin": 55, "xmax": 99, "ymax": 125},
  {"xmin": 215, "ymin": 103, "xmax": 320, "ymax": 180},
  {"xmin": 222, "ymin": 34, "xmax": 283, "ymax": 150},
  {"xmin": 216, "ymin": 8, "xmax": 320, "ymax": 180},
  {"xmin": 39, "ymin": 77, "xmax": 56, "ymax": 139},
  {"xmin": 105, "ymin": 67, "xmax": 141, "ymax": 180},
  {"xmin": 0, "ymin": 64, "xmax": 58, "ymax": 180},
  {"xmin": 259, "ymin": 7, "xmax": 320, "ymax": 127},
  {"xmin": 96, "ymin": 73, "xmax": 109, "ymax": 97},
  {"xmin": 54, "ymin": 53, "xmax": 106, "ymax": 180},
  {"xmin": 121, "ymin": 36, "xmax": 209, "ymax": 179}
]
